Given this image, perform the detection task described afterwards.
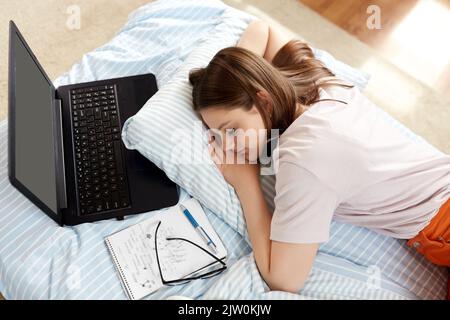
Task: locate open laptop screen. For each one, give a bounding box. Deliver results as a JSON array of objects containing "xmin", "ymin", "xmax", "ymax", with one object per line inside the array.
[{"xmin": 12, "ymin": 29, "xmax": 58, "ymax": 214}]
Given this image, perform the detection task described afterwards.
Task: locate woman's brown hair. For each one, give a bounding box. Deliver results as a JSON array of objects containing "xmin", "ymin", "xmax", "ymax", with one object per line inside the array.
[{"xmin": 189, "ymin": 39, "xmax": 353, "ymax": 134}]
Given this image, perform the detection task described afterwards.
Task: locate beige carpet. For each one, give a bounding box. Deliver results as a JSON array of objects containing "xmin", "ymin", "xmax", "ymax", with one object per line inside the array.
[{"xmin": 0, "ymin": 0, "xmax": 449, "ymax": 300}]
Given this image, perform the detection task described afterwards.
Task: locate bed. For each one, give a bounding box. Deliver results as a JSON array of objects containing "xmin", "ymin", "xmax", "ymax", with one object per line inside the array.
[{"xmin": 0, "ymin": 0, "xmax": 448, "ymax": 300}]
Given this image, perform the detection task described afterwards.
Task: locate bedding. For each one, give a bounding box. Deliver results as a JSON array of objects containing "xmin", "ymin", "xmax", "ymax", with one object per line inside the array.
[{"xmin": 0, "ymin": 0, "xmax": 447, "ymax": 300}]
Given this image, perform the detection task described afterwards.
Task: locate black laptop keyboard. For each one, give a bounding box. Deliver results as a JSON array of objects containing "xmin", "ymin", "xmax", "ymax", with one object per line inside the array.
[{"xmin": 70, "ymin": 85, "xmax": 131, "ymax": 215}]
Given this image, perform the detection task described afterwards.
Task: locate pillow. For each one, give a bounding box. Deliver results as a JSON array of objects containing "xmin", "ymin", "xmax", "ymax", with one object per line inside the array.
[
  {"xmin": 53, "ymin": 0, "xmax": 235, "ymax": 89},
  {"xmin": 121, "ymin": 6, "xmax": 371, "ymax": 241},
  {"xmin": 122, "ymin": 7, "xmax": 253, "ymax": 239}
]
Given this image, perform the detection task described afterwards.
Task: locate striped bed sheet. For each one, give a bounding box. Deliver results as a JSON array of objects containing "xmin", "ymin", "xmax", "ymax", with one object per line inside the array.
[
  {"xmin": 0, "ymin": 118, "xmax": 446, "ymax": 299},
  {"xmin": 0, "ymin": 0, "xmax": 447, "ymax": 299},
  {"xmin": 0, "ymin": 119, "xmax": 442, "ymax": 299}
]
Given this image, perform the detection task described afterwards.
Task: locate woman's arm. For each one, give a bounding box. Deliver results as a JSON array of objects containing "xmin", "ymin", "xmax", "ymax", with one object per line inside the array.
[
  {"xmin": 208, "ymin": 127, "xmax": 317, "ymax": 293},
  {"xmin": 234, "ymin": 168, "xmax": 318, "ymax": 293},
  {"xmin": 236, "ymin": 20, "xmax": 269, "ymax": 58},
  {"xmin": 209, "ymin": 146, "xmax": 317, "ymax": 292},
  {"xmin": 237, "ymin": 20, "xmax": 292, "ymax": 64}
]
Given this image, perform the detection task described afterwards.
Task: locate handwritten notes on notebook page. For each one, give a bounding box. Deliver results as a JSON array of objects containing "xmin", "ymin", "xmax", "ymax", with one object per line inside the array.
[{"xmin": 105, "ymin": 198, "xmax": 227, "ymax": 300}]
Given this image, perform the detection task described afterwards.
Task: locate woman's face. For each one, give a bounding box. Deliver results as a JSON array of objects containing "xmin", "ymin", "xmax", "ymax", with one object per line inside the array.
[{"xmin": 199, "ymin": 105, "xmax": 267, "ymax": 163}]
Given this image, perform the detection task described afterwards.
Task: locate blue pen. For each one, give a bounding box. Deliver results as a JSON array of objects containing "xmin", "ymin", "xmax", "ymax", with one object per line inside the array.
[{"xmin": 179, "ymin": 204, "xmax": 218, "ymax": 254}]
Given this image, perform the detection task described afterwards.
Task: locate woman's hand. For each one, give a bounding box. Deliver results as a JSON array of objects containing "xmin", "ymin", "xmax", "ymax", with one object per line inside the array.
[
  {"xmin": 208, "ymin": 138, "xmax": 260, "ymax": 192},
  {"xmin": 208, "ymin": 135, "xmax": 316, "ymax": 294}
]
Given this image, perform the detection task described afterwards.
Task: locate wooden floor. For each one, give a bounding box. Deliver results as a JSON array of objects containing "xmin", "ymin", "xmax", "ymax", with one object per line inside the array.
[{"xmin": 299, "ymin": 0, "xmax": 450, "ymax": 100}]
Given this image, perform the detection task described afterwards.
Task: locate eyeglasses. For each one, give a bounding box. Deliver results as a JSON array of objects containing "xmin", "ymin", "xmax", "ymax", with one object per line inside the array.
[{"xmin": 153, "ymin": 220, "xmax": 227, "ymax": 286}]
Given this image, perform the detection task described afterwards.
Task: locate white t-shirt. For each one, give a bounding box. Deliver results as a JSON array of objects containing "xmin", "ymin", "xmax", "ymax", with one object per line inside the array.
[{"xmin": 269, "ymin": 85, "xmax": 450, "ymax": 243}]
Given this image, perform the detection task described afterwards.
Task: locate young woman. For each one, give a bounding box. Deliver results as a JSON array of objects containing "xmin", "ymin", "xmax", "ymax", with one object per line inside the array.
[{"xmin": 188, "ymin": 20, "xmax": 450, "ymax": 293}]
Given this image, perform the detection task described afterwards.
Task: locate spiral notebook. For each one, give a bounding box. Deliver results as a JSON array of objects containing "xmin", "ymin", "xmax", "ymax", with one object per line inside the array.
[{"xmin": 105, "ymin": 198, "xmax": 227, "ymax": 300}]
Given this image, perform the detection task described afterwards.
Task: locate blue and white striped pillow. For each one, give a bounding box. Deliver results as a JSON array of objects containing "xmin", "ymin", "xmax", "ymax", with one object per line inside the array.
[
  {"xmin": 122, "ymin": 8, "xmax": 253, "ymax": 240},
  {"xmin": 121, "ymin": 8, "xmax": 371, "ymax": 241}
]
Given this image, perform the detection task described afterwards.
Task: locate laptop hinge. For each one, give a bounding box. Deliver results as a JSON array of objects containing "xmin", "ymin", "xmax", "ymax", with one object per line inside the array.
[{"xmin": 53, "ymin": 98, "xmax": 68, "ymax": 210}]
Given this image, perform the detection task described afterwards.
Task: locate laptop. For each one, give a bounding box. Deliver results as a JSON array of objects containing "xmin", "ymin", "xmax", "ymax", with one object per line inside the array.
[{"xmin": 8, "ymin": 21, "xmax": 179, "ymax": 226}]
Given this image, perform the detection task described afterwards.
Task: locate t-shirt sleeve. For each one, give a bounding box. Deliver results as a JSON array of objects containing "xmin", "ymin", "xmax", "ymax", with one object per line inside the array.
[{"xmin": 270, "ymin": 161, "xmax": 339, "ymax": 244}]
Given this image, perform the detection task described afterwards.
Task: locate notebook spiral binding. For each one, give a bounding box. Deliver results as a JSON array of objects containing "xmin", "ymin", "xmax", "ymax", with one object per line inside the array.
[{"xmin": 105, "ymin": 238, "xmax": 135, "ymax": 300}]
